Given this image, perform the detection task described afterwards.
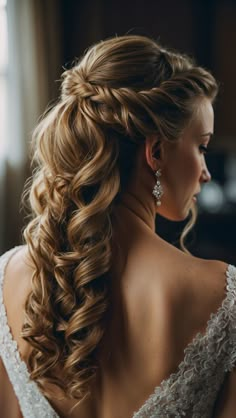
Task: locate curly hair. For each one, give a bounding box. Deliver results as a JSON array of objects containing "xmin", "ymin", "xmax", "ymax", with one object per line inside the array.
[{"xmin": 22, "ymin": 35, "xmax": 218, "ymax": 401}]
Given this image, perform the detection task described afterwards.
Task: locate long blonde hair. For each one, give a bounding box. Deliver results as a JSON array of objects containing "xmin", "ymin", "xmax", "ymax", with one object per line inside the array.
[{"xmin": 22, "ymin": 35, "xmax": 218, "ymax": 400}]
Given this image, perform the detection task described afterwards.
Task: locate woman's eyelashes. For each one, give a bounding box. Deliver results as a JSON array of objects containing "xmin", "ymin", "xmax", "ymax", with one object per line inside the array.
[{"xmin": 199, "ymin": 144, "xmax": 208, "ymax": 154}]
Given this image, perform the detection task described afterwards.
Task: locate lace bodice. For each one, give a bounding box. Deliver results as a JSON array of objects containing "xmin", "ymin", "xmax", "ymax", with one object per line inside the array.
[{"xmin": 0, "ymin": 246, "xmax": 236, "ymax": 418}]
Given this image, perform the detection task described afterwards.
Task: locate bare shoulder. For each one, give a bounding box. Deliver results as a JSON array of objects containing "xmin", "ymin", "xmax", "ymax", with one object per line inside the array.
[
  {"xmin": 163, "ymin": 251, "xmax": 229, "ymax": 340},
  {"xmin": 126, "ymin": 231, "xmax": 228, "ymax": 306},
  {"xmin": 4, "ymin": 245, "xmax": 33, "ymax": 303},
  {"xmin": 137, "ymin": 234, "xmax": 229, "ymax": 335},
  {"xmin": 185, "ymin": 256, "xmax": 228, "ymax": 317},
  {"xmin": 3, "ymin": 245, "xmax": 33, "ymax": 355}
]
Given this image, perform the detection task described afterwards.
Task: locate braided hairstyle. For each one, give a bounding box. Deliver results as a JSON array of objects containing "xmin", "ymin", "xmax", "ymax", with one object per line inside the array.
[{"xmin": 22, "ymin": 35, "xmax": 218, "ymax": 400}]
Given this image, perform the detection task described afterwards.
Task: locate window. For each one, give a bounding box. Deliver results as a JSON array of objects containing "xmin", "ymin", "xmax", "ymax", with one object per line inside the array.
[{"xmin": 0, "ymin": 0, "xmax": 8, "ymax": 156}]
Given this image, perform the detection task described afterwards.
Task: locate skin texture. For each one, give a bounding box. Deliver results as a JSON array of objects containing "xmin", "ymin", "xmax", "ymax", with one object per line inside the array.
[
  {"xmin": 149, "ymin": 97, "xmax": 213, "ymax": 221},
  {"xmin": 0, "ymin": 98, "xmax": 229, "ymax": 418}
]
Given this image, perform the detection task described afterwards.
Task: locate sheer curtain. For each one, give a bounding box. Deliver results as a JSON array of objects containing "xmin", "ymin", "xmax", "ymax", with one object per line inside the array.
[{"xmin": 0, "ymin": 0, "xmax": 61, "ymax": 253}]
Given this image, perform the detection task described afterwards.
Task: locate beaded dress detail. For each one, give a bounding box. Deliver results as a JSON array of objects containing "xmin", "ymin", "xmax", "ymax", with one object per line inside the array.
[{"xmin": 0, "ymin": 246, "xmax": 236, "ymax": 418}]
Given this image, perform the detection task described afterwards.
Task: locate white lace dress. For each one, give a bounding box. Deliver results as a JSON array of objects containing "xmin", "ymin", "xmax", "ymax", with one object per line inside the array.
[{"xmin": 0, "ymin": 246, "xmax": 236, "ymax": 418}]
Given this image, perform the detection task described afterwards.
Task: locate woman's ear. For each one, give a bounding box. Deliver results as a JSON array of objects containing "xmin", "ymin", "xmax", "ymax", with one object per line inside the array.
[{"xmin": 145, "ymin": 135, "xmax": 164, "ymax": 170}]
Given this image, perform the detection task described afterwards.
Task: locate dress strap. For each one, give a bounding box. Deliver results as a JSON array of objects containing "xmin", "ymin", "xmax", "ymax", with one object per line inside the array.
[
  {"xmin": 224, "ymin": 264, "xmax": 236, "ymax": 372},
  {"xmin": 0, "ymin": 246, "xmax": 59, "ymax": 418}
]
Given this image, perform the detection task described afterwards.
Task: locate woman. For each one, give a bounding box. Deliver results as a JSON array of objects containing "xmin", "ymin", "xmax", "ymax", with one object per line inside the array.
[{"xmin": 0, "ymin": 35, "xmax": 235, "ymax": 418}]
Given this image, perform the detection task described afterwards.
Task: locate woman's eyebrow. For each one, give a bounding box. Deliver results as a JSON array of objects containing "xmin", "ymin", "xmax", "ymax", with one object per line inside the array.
[{"xmin": 200, "ymin": 132, "xmax": 214, "ymax": 138}]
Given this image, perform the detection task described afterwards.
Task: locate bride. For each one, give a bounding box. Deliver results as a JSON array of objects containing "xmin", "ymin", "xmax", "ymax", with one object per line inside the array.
[{"xmin": 0, "ymin": 35, "xmax": 235, "ymax": 417}]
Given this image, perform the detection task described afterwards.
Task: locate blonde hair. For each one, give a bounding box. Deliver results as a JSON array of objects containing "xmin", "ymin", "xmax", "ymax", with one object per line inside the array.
[{"xmin": 22, "ymin": 35, "xmax": 218, "ymax": 401}]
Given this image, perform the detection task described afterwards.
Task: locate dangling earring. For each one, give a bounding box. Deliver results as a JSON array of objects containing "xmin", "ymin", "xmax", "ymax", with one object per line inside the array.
[{"xmin": 152, "ymin": 169, "xmax": 163, "ymax": 206}]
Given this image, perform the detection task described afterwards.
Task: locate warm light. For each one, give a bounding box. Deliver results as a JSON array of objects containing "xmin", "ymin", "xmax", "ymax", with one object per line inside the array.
[
  {"xmin": 0, "ymin": 4, "xmax": 8, "ymax": 70},
  {"xmin": 0, "ymin": 0, "xmax": 8, "ymax": 156}
]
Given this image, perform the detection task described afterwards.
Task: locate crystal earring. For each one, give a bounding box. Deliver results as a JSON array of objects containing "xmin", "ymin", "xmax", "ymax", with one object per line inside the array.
[{"xmin": 152, "ymin": 169, "xmax": 163, "ymax": 206}]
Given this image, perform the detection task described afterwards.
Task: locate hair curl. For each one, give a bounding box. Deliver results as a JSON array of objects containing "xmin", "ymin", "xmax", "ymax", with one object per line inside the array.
[{"xmin": 22, "ymin": 35, "xmax": 218, "ymax": 401}]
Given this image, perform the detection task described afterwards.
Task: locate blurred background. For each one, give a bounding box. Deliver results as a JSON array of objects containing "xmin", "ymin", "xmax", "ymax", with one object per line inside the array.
[{"xmin": 0, "ymin": 0, "xmax": 236, "ymax": 262}]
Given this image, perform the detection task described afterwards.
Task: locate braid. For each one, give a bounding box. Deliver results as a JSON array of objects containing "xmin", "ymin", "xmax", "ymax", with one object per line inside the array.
[{"xmin": 62, "ymin": 65, "xmax": 216, "ymax": 142}]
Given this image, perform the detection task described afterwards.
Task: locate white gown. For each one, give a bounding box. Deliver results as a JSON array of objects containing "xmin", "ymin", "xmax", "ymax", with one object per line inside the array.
[{"xmin": 1, "ymin": 246, "xmax": 236, "ymax": 418}]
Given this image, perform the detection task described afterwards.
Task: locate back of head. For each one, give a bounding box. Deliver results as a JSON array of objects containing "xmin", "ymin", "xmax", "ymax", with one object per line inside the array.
[
  {"xmin": 61, "ymin": 35, "xmax": 217, "ymax": 140},
  {"xmin": 22, "ymin": 35, "xmax": 218, "ymax": 401}
]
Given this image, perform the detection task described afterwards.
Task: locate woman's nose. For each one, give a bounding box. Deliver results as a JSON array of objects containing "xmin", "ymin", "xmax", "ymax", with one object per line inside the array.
[{"xmin": 201, "ymin": 163, "xmax": 211, "ymax": 183}]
